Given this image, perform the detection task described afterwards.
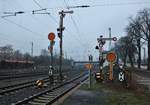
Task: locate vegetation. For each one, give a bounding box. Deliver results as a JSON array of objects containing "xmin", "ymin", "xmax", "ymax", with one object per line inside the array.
[
  {"xmin": 0, "ymin": 44, "xmax": 73, "ymax": 66},
  {"xmin": 114, "ymin": 8, "xmax": 150, "ymax": 70},
  {"xmin": 80, "ymin": 81, "xmax": 150, "ymax": 105}
]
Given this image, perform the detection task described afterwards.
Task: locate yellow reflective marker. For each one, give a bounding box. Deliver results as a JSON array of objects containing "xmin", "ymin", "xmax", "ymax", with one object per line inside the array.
[{"xmin": 85, "ymin": 63, "xmax": 93, "ymax": 69}]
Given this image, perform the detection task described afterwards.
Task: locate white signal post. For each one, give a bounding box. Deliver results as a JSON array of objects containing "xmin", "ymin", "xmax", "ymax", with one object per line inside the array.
[{"xmin": 96, "ymin": 35, "xmax": 117, "ymax": 81}]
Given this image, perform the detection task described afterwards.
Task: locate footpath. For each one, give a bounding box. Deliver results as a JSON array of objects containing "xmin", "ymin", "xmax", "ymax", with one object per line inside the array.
[{"xmin": 60, "ymin": 75, "xmax": 150, "ymax": 105}]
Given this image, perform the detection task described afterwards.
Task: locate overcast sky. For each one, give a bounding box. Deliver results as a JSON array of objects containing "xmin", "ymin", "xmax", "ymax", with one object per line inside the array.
[{"xmin": 0, "ymin": 0, "xmax": 150, "ymax": 61}]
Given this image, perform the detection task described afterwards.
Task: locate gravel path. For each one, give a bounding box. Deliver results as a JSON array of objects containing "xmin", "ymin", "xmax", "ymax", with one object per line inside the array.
[{"xmin": 61, "ymin": 89, "xmax": 108, "ymax": 105}]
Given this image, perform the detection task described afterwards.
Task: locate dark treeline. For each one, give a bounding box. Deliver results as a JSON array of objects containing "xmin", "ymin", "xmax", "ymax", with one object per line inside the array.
[
  {"xmin": 114, "ymin": 8, "xmax": 150, "ymax": 70},
  {"xmin": 0, "ymin": 45, "xmax": 73, "ymax": 66}
]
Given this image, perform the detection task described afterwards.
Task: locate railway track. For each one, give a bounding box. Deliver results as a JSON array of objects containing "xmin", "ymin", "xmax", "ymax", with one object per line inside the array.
[
  {"xmin": 12, "ymin": 73, "xmax": 88, "ymax": 105},
  {"xmin": 0, "ymin": 71, "xmax": 48, "ymax": 80},
  {"xmin": 0, "ymin": 77, "xmax": 50, "ymax": 95},
  {"xmin": 0, "ymin": 70, "xmax": 78, "ymax": 92},
  {"xmin": 0, "ymin": 71, "xmax": 79, "ymax": 95}
]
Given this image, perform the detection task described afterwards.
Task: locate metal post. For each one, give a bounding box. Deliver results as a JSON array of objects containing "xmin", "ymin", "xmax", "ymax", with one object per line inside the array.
[
  {"xmin": 58, "ymin": 10, "xmax": 73, "ymax": 81},
  {"xmin": 109, "ymin": 62, "xmax": 113, "ymax": 81},
  {"xmin": 109, "ymin": 27, "xmax": 111, "ymax": 50},
  {"xmin": 88, "ymin": 55, "xmax": 92, "ymax": 88},
  {"xmin": 31, "ymin": 42, "xmax": 33, "ymax": 57},
  {"xmin": 59, "ymin": 11, "xmax": 65, "ymax": 81},
  {"xmin": 50, "ymin": 41, "xmax": 54, "ymax": 67},
  {"xmin": 98, "ymin": 36, "xmax": 104, "ymax": 81},
  {"xmin": 88, "ymin": 68, "xmax": 92, "ymax": 88}
]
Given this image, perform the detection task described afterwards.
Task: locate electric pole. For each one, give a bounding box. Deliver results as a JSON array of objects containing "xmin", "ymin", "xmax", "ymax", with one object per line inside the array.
[
  {"xmin": 57, "ymin": 10, "xmax": 73, "ymax": 81},
  {"xmin": 109, "ymin": 27, "xmax": 111, "ymax": 50},
  {"xmin": 31, "ymin": 42, "xmax": 33, "ymax": 57}
]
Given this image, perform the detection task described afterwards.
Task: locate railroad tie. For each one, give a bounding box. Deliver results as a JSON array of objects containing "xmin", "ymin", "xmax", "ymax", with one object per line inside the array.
[
  {"xmin": 33, "ymin": 98, "xmax": 50, "ymax": 103},
  {"xmin": 28, "ymin": 101, "xmax": 46, "ymax": 105}
]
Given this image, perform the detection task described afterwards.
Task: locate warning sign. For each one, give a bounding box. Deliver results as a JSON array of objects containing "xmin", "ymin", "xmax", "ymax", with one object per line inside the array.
[
  {"xmin": 106, "ymin": 52, "xmax": 117, "ymax": 62},
  {"xmin": 48, "ymin": 32, "xmax": 55, "ymax": 41}
]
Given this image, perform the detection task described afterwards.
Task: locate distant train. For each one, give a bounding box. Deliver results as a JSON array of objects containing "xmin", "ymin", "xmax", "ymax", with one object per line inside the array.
[{"xmin": 0, "ymin": 60, "xmax": 34, "ymax": 69}]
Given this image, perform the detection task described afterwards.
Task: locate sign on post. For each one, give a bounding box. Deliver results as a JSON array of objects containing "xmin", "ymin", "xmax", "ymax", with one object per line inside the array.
[
  {"xmin": 48, "ymin": 32, "xmax": 55, "ymax": 41},
  {"xmin": 106, "ymin": 52, "xmax": 117, "ymax": 62},
  {"xmin": 119, "ymin": 72, "xmax": 124, "ymax": 82},
  {"xmin": 106, "ymin": 52, "xmax": 117, "ymax": 81}
]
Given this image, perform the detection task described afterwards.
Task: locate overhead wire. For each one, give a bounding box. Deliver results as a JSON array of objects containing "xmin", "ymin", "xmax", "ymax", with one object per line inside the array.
[
  {"xmin": 1, "ymin": 0, "xmax": 46, "ymax": 39},
  {"xmin": 33, "ymin": 0, "xmax": 43, "ymax": 8},
  {"xmin": 65, "ymin": 1, "xmax": 95, "ymax": 56},
  {"xmin": 62, "ymin": 0, "xmax": 94, "ymax": 60},
  {"xmin": 44, "ymin": 1, "xmax": 150, "ymax": 10},
  {"xmin": 1, "ymin": 1, "xmax": 149, "ymax": 15},
  {"xmin": 13, "ymin": 0, "xmax": 51, "ymax": 29},
  {"xmin": 63, "ymin": 0, "xmax": 87, "ymax": 47},
  {"xmin": 32, "ymin": 0, "xmax": 89, "ymax": 48},
  {"xmin": 2, "ymin": 18, "xmax": 44, "ymax": 38},
  {"xmin": 0, "ymin": 32, "xmax": 29, "ymax": 46},
  {"xmin": 32, "ymin": 0, "xmax": 58, "ymax": 24},
  {"xmin": 89, "ymin": 1, "xmax": 150, "ymax": 7},
  {"xmin": 63, "ymin": 0, "xmax": 69, "ymax": 9}
]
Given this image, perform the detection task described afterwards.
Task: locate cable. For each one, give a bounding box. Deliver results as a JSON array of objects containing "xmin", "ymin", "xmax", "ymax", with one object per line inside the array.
[
  {"xmin": 33, "ymin": 0, "xmax": 43, "ymax": 8},
  {"xmin": 0, "ymin": 32, "xmax": 26, "ymax": 43},
  {"xmin": 2, "ymin": 18, "xmax": 43, "ymax": 38},
  {"xmin": 63, "ymin": 0, "xmax": 69, "ymax": 9},
  {"xmin": 62, "ymin": 0, "xmax": 96, "ymax": 59},
  {"xmin": 14, "ymin": 0, "xmax": 51, "ymax": 28},
  {"xmin": 62, "ymin": 0, "xmax": 87, "ymax": 47},
  {"xmin": 70, "ymin": 16, "xmax": 87, "ymax": 46},
  {"xmin": 90, "ymin": 2, "xmax": 150, "ymax": 7},
  {"xmin": 32, "ymin": 0, "xmax": 59, "ymax": 24}
]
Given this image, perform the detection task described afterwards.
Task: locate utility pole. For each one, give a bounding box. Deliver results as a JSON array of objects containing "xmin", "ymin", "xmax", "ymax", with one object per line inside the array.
[
  {"xmin": 57, "ymin": 10, "xmax": 73, "ymax": 81},
  {"xmin": 31, "ymin": 42, "xmax": 33, "ymax": 57},
  {"xmin": 109, "ymin": 27, "xmax": 111, "ymax": 50}
]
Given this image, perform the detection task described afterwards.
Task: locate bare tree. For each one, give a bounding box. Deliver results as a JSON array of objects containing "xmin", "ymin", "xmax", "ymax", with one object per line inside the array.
[
  {"xmin": 41, "ymin": 49, "xmax": 49, "ymax": 56},
  {"xmin": 23, "ymin": 53, "xmax": 31, "ymax": 61},
  {"xmin": 116, "ymin": 36, "xmax": 137, "ymax": 67},
  {"xmin": 138, "ymin": 8, "xmax": 150, "ymax": 70},
  {"xmin": 126, "ymin": 17, "xmax": 142, "ymax": 69},
  {"xmin": 0, "ymin": 45, "xmax": 13, "ymax": 60},
  {"xmin": 13, "ymin": 50, "xmax": 23, "ymax": 60},
  {"xmin": 126, "ymin": 8, "xmax": 150, "ymax": 71}
]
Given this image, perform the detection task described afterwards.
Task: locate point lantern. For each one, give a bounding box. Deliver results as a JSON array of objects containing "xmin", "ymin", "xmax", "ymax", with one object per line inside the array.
[{"xmin": 48, "ymin": 32, "xmax": 55, "ymax": 41}]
